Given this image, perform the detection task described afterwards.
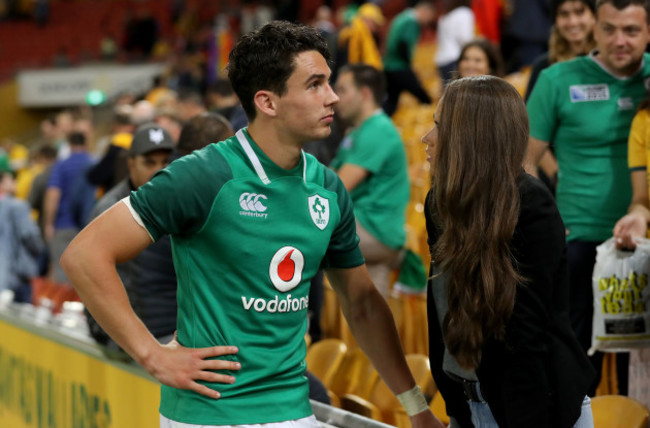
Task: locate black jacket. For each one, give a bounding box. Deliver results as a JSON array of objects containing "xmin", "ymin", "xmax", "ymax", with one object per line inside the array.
[{"xmin": 426, "ymin": 173, "xmax": 595, "ymax": 428}]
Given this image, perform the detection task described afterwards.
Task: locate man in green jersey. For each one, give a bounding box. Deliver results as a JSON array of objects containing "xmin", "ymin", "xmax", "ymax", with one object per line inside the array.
[
  {"xmin": 62, "ymin": 21, "xmax": 441, "ymax": 428},
  {"xmin": 331, "ymin": 64, "xmax": 410, "ymax": 298},
  {"xmin": 525, "ymin": 0, "xmax": 650, "ymax": 395},
  {"xmin": 383, "ymin": 1, "xmax": 436, "ymax": 116}
]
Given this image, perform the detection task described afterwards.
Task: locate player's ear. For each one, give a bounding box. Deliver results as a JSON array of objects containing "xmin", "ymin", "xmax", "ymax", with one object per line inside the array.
[
  {"xmin": 254, "ymin": 90, "xmax": 278, "ymax": 118},
  {"xmin": 127, "ymin": 156, "xmax": 136, "ymax": 172},
  {"xmin": 361, "ymin": 86, "xmax": 373, "ymax": 103}
]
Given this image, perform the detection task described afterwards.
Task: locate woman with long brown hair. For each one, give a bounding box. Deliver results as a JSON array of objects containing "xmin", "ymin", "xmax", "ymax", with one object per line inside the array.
[
  {"xmin": 456, "ymin": 38, "xmax": 505, "ymax": 78},
  {"xmin": 525, "ymin": 0, "xmax": 596, "ymax": 100},
  {"xmin": 422, "ymin": 75, "xmax": 595, "ymax": 428},
  {"xmin": 523, "ymin": 0, "xmax": 596, "ymax": 195}
]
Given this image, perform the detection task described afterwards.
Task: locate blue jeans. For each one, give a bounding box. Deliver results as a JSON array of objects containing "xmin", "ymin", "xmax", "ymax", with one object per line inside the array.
[{"xmin": 450, "ymin": 396, "xmax": 593, "ymax": 428}]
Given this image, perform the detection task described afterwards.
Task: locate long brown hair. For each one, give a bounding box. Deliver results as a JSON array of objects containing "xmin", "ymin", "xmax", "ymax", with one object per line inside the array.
[
  {"xmin": 430, "ymin": 76, "xmax": 528, "ymax": 370},
  {"xmin": 548, "ymin": 26, "xmax": 596, "ymax": 63},
  {"xmin": 548, "ymin": 0, "xmax": 596, "ymax": 63},
  {"xmin": 458, "ymin": 38, "xmax": 505, "ymax": 77}
]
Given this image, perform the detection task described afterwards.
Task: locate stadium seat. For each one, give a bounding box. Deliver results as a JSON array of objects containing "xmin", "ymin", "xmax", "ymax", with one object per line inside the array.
[
  {"xmin": 367, "ymin": 354, "xmax": 434, "ymax": 424},
  {"xmin": 329, "ymin": 347, "xmax": 378, "ymax": 400},
  {"xmin": 327, "ymin": 390, "xmax": 340, "ymax": 408},
  {"xmin": 387, "ymin": 294, "xmax": 406, "ymax": 342},
  {"xmin": 596, "ymin": 352, "xmax": 619, "ymax": 396},
  {"xmin": 591, "ymin": 395, "xmax": 649, "ymax": 428},
  {"xmin": 320, "ymin": 282, "xmax": 341, "ymax": 339},
  {"xmin": 320, "ymin": 280, "xmax": 358, "ymax": 348},
  {"xmin": 340, "ymin": 394, "xmax": 382, "ymax": 421},
  {"xmin": 305, "ymin": 339, "xmax": 347, "ymax": 389},
  {"xmin": 401, "ymin": 295, "xmax": 429, "ymax": 355},
  {"xmin": 338, "ymin": 315, "xmax": 358, "ymax": 349},
  {"xmin": 430, "ymin": 391, "xmax": 450, "ymax": 426},
  {"xmin": 392, "ymin": 407, "xmax": 411, "ymax": 428},
  {"xmin": 405, "ymin": 354, "xmax": 436, "ymax": 399}
]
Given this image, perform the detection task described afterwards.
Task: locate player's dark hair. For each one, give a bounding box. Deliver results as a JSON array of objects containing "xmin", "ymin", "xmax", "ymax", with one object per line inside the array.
[
  {"xmin": 177, "ymin": 90, "xmax": 205, "ymax": 107},
  {"xmin": 338, "ymin": 64, "xmax": 386, "ymax": 106},
  {"xmin": 552, "ymin": 0, "xmax": 596, "ymax": 17},
  {"xmin": 177, "ymin": 113, "xmax": 234, "ymax": 157},
  {"xmin": 444, "ymin": 0, "xmax": 471, "ymax": 13},
  {"xmin": 227, "ymin": 21, "xmax": 330, "ymax": 121},
  {"xmin": 68, "ymin": 131, "xmax": 86, "ymax": 146},
  {"xmin": 596, "ymin": 0, "xmax": 650, "ymax": 23},
  {"xmin": 208, "ymin": 78, "xmax": 236, "ymax": 97},
  {"xmin": 36, "ymin": 144, "xmax": 57, "ymax": 160}
]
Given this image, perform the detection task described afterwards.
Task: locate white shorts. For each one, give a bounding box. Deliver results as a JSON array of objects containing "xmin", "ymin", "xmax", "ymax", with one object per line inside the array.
[{"xmin": 160, "ymin": 414, "xmax": 321, "ymax": 428}]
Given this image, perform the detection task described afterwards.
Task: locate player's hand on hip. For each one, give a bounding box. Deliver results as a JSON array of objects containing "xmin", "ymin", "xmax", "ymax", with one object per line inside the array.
[
  {"xmin": 145, "ymin": 337, "xmax": 240, "ymax": 399},
  {"xmin": 410, "ymin": 409, "xmax": 446, "ymax": 428}
]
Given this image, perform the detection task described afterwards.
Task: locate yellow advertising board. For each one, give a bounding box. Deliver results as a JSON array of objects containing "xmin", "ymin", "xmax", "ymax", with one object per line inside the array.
[{"xmin": 0, "ymin": 317, "xmax": 160, "ymax": 428}]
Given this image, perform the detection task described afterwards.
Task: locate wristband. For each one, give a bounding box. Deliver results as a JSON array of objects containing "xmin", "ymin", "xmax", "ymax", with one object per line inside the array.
[{"xmin": 396, "ymin": 385, "xmax": 429, "ymax": 416}]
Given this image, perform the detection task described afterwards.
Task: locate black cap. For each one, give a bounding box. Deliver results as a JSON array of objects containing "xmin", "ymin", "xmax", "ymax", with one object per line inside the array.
[{"xmin": 129, "ymin": 123, "xmax": 174, "ymax": 156}]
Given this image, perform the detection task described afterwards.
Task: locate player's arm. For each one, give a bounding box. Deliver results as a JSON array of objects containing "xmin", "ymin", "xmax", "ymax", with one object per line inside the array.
[
  {"xmin": 525, "ymin": 70, "xmax": 557, "ymax": 179},
  {"xmin": 336, "ymin": 164, "xmax": 369, "ymax": 192},
  {"xmin": 614, "ymin": 170, "xmax": 650, "ymax": 249},
  {"xmin": 61, "ymin": 201, "xmax": 240, "ymax": 398},
  {"xmin": 523, "ymin": 137, "xmax": 549, "ymax": 178},
  {"xmin": 326, "ymin": 265, "xmax": 444, "ymax": 428},
  {"xmin": 538, "ymin": 150, "xmax": 558, "ymax": 186},
  {"xmin": 43, "ymin": 186, "xmax": 60, "ymax": 241},
  {"xmin": 615, "ymin": 112, "xmax": 650, "ymax": 249}
]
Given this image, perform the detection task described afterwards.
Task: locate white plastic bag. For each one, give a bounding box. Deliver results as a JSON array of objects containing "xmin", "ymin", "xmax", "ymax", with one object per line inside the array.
[{"xmin": 589, "ymin": 237, "xmax": 650, "ymax": 354}]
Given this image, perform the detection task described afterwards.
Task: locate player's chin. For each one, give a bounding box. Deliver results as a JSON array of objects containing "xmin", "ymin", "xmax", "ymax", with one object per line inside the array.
[{"xmin": 313, "ymin": 125, "xmax": 332, "ymax": 139}]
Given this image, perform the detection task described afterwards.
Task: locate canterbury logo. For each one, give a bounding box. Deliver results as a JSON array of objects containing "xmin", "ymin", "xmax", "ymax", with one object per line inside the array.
[{"xmin": 239, "ymin": 193, "xmax": 267, "ymax": 212}]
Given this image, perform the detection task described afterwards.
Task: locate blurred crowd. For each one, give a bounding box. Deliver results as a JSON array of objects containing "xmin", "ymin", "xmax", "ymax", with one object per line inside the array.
[
  {"xmin": 0, "ymin": 0, "xmax": 608, "ymax": 339},
  {"xmin": 2, "ymin": 0, "xmax": 650, "ymax": 413}
]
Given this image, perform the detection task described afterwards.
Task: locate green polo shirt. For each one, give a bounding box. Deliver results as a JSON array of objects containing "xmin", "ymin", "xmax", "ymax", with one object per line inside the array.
[{"xmin": 527, "ymin": 53, "xmax": 650, "ymax": 242}]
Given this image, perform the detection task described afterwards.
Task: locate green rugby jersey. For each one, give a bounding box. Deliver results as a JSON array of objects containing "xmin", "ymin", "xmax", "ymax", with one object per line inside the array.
[
  {"xmin": 383, "ymin": 9, "xmax": 419, "ymax": 71},
  {"xmin": 330, "ymin": 111, "xmax": 410, "ymax": 249},
  {"xmin": 129, "ymin": 129, "xmax": 364, "ymax": 425}
]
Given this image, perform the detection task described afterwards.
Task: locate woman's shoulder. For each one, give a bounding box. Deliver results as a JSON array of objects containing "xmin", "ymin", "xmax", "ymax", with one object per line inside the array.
[
  {"xmin": 518, "ymin": 173, "xmax": 556, "ymax": 211},
  {"xmin": 516, "ymin": 173, "xmax": 565, "ymax": 244}
]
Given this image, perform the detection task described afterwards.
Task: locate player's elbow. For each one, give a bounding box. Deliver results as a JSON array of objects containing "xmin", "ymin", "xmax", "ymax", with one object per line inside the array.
[
  {"xmin": 345, "ymin": 284, "xmax": 381, "ymax": 323},
  {"xmin": 60, "ymin": 239, "xmax": 80, "ymax": 280},
  {"xmin": 60, "ymin": 235, "xmax": 94, "ymax": 284}
]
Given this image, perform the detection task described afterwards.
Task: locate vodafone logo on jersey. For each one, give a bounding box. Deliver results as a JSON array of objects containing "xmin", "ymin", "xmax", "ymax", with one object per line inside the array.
[
  {"xmin": 269, "ymin": 246, "xmax": 304, "ymax": 292},
  {"xmin": 241, "ymin": 246, "xmax": 308, "ymax": 314}
]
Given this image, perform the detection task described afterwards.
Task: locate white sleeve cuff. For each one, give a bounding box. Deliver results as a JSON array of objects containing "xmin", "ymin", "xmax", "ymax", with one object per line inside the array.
[{"xmin": 121, "ymin": 196, "xmax": 155, "ymax": 242}]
